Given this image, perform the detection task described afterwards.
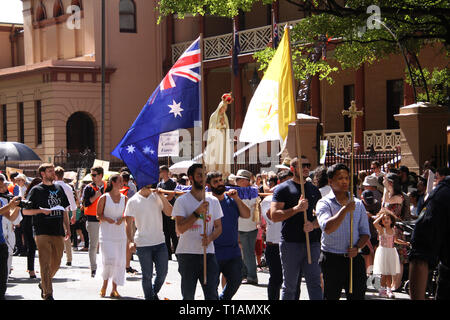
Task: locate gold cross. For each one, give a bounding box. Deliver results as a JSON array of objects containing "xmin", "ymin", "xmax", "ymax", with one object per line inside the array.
[
  {"xmin": 341, "ymin": 99, "xmax": 363, "ymax": 295},
  {"xmin": 342, "ymin": 100, "xmax": 363, "ymax": 120}
]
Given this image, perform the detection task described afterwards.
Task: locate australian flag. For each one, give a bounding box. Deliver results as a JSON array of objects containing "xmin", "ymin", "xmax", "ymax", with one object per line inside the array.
[
  {"xmin": 111, "ymin": 37, "xmax": 201, "ymax": 189},
  {"xmin": 232, "ymin": 19, "xmax": 240, "ymax": 76},
  {"xmin": 272, "ymin": 12, "xmax": 279, "ymax": 49}
]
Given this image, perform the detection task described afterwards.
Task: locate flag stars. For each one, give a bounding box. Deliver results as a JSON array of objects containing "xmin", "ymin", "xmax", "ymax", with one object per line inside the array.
[
  {"xmin": 168, "ymin": 100, "xmax": 183, "ymax": 118},
  {"xmin": 142, "ymin": 146, "xmax": 155, "ymax": 155},
  {"xmin": 126, "ymin": 145, "xmax": 136, "ymax": 154}
]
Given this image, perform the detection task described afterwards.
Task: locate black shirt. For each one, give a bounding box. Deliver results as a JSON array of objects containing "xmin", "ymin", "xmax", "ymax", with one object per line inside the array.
[
  {"xmin": 157, "ymin": 178, "xmax": 177, "ymax": 206},
  {"xmin": 28, "ymin": 183, "xmax": 70, "ymax": 237},
  {"xmin": 409, "ymin": 176, "xmax": 450, "ymax": 269},
  {"xmin": 272, "ymin": 179, "xmax": 322, "ymax": 243}
]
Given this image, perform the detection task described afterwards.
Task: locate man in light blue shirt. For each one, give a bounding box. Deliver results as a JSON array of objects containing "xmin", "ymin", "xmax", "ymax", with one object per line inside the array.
[{"xmin": 315, "ymin": 163, "xmax": 370, "ymax": 300}]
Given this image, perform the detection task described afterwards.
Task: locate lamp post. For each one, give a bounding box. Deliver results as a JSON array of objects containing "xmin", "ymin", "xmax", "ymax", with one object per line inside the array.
[{"xmin": 101, "ymin": 0, "xmax": 106, "ymax": 159}]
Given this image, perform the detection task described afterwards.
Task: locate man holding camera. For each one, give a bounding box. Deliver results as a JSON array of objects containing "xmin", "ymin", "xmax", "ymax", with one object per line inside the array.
[{"xmin": 23, "ymin": 163, "xmax": 71, "ymax": 300}]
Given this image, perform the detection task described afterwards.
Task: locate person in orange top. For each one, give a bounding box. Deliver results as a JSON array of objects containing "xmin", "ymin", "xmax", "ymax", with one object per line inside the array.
[{"xmin": 82, "ymin": 166, "xmax": 107, "ymax": 277}]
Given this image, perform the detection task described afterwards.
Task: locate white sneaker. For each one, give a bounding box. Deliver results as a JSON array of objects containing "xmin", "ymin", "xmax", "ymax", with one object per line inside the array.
[
  {"xmin": 378, "ymin": 287, "xmax": 388, "ymax": 298},
  {"xmin": 78, "ymin": 241, "xmax": 85, "ymax": 248},
  {"xmin": 387, "ymin": 288, "xmax": 395, "ymax": 299}
]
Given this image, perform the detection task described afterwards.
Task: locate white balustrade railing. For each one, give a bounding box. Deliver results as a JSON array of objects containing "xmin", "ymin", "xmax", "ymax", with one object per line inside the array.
[
  {"xmin": 172, "ymin": 19, "xmax": 302, "ymax": 63},
  {"xmin": 364, "ymin": 129, "xmax": 402, "ymax": 151},
  {"xmin": 325, "ymin": 129, "xmax": 402, "ymax": 152},
  {"xmin": 324, "ymin": 132, "xmax": 352, "ymax": 151}
]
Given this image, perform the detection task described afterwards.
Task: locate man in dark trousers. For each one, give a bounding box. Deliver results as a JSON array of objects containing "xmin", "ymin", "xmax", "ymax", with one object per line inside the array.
[
  {"xmin": 409, "ymin": 174, "xmax": 450, "ymax": 300},
  {"xmin": 315, "ymin": 163, "xmax": 370, "ymax": 300},
  {"xmin": 157, "ymin": 165, "xmax": 178, "ymax": 260}
]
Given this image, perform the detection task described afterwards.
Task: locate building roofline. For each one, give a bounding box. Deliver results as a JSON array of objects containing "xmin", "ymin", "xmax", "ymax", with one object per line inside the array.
[{"xmin": 0, "ymin": 60, "xmax": 116, "ymax": 82}]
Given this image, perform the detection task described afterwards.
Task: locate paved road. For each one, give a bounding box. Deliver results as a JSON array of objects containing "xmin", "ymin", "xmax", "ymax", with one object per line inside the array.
[{"xmin": 5, "ymin": 248, "xmax": 410, "ymax": 300}]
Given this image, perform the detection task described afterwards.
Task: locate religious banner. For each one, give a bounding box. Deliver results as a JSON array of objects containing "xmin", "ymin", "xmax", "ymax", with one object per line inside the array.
[{"xmin": 158, "ymin": 130, "xmax": 180, "ymax": 157}]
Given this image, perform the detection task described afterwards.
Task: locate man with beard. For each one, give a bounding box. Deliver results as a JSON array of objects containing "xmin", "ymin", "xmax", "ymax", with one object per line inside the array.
[
  {"xmin": 173, "ymin": 163, "xmax": 223, "ymax": 300},
  {"xmin": 270, "ymin": 156, "xmax": 323, "ymax": 300},
  {"xmin": 206, "ymin": 171, "xmax": 250, "ymax": 300},
  {"xmin": 23, "ymin": 163, "xmax": 71, "ymax": 300}
]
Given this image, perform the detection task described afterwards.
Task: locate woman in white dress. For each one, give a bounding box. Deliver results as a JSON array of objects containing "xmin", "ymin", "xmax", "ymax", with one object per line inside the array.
[{"xmin": 96, "ymin": 174, "xmax": 128, "ymax": 298}]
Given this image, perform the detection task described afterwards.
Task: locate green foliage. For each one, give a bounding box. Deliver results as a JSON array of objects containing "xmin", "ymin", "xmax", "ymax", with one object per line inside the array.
[
  {"xmin": 158, "ymin": 0, "xmax": 450, "ymax": 100},
  {"xmin": 406, "ymin": 67, "xmax": 450, "ymax": 106}
]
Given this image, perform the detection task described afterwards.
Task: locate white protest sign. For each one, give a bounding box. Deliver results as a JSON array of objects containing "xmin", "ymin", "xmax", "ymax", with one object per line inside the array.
[
  {"xmin": 93, "ymin": 159, "xmax": 110, "ymax": 172},
  {"xmin": 158, "ymin": 131, "xmax": 179, "ymax": 157}
]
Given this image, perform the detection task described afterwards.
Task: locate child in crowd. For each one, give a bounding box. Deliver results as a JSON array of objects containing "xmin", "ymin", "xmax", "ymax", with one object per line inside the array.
[{"xmin": 372, "ymin": 210, "xmax": 410, "ymax": 299}]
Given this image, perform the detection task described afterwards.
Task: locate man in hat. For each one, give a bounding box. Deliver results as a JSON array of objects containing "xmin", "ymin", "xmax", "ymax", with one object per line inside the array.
[
  {"xmin": 276, "ymin": 158, "xmax": 291, "ymax": 172},
  {"xmin": 235, "ymin": 169, "xmax": 260, "ymax": 285},
  {"xmin": 362, "ymin": 175, "xmax": 383, "ymax": 204}
]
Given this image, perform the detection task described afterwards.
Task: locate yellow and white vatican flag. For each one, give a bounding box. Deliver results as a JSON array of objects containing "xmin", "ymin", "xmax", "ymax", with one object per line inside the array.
[{"xmin": 239, "ymin": 27, "xmax": 296, "ymax": 144}]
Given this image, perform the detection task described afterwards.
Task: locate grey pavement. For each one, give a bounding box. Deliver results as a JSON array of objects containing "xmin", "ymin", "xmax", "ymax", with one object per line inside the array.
[{"xmin": 5, "ymin": 248, "xmax": 410, "ymax": 300}]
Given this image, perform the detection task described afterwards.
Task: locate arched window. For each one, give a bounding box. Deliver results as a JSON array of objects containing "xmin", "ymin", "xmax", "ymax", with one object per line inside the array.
[
  {"xmin": 71, "ymin": 0, "xmax": 82, "ymax": 10},
  {"xmin": 53, "ymin": 0, "xmax": 64, "ymax": 18},
  {"xmin": 119, "ymin": 0, "xmax": 136, "ymax": 33},
  {"xmin": 36, "ymin": 1, "xmax": 47, "ymax": 22}
]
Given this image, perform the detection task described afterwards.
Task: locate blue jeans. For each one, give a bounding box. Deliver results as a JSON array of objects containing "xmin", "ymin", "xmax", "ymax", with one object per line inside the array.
[
  {"xmin": 176, "ymin": 253, "xmax": 219, "ymax": 300},
  {"xmin": 238, "ymin": 229, "xmax": 258, "ymax": 282},
  {"xmin": 217, "ymin": 256, "xmax": 243, "ymax": 300},
  {"xmin": 136, "ymin": 243, "xmax": 168, "ymax": 300},
  {"xmin": 280, "ymin": 241, "xmax": 323, "ymax": 300}
]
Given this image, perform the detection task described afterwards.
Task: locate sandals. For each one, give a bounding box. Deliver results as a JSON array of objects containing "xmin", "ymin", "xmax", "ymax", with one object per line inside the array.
[
  {"xmin": 99, "ymin": 288, "xmax": 106, "ymax": 298},
  {"xmin": 110, "ymin": 290, "xmax": 121, "ymax": 298}
]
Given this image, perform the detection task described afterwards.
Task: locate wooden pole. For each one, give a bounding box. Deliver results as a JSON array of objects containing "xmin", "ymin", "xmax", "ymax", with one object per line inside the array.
[
  {"xmin": 199, "ymin": 33, "xmax": 208, "ymax": 285},
  {"xmin": 342, "ymin": 100, "xmax": 363, "ymax": 294},
  {"xmin": 286, "ymin": 25, "xmax": 311, "ymax": 264}
]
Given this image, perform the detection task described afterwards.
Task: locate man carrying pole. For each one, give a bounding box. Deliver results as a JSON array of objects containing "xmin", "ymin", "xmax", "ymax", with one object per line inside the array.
[
  {"xmin": 172, "ymin": 163, "xmax": 223, "ymax": 300},
  {"xmin": 315, "ymin": 101, "xmax": 370, "ymax": 300},
  {"xmin": 240, "ymin": 25, "xmax": 319, "ymax": 298}
]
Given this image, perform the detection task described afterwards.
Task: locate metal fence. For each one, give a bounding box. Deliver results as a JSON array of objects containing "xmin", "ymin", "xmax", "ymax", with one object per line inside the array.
[{"xmin": 324, "ymin": 146, "xmax": 401, "ymax": 176}]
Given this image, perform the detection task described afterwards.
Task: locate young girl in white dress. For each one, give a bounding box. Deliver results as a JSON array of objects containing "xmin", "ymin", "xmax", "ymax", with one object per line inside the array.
[
  {"xmin": 96, "ymin": 174, "xmax": 128, "ymax": 298},
  {"xmin": 372, "ymin": 209, "xmax": 410, "ymax": 299}
]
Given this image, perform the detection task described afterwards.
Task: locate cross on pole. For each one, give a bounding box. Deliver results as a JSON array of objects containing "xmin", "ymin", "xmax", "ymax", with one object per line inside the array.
[{"xmin": 341, "ymin": 100, "xmax": 363, "ymax": 294}]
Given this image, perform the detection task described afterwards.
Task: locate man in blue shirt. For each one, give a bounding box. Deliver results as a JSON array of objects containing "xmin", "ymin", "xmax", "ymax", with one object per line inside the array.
[
  {"xmin": 207, "ymin": 171, "xmax": 250, "ymax": 300},
  {"xmin": 315, "ymin": 163, "xmax": 370, "ymax": 300}
]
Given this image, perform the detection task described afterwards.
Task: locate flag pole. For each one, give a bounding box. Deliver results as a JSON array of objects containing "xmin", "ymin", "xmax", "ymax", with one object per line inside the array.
[
  {"xmin": 286, "ymin": 25, "xmax": 312, "ymax": 264},
  {"xmin": 342, "ymin": 100, "xmax": 363, "ymax": 294},
  {"xmin": 199, "ymin": 32, "xmax": 208, "ymax": 285}
]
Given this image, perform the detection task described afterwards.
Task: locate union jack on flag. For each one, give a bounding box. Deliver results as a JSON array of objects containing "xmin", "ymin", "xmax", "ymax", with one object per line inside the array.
[
  {"xmin": 272, "ymin": 13, "xmax": 279, "ymax": 49},
  {"xmin": 160, "ymin": 37, "xmax": 201, "ymax": 91}
]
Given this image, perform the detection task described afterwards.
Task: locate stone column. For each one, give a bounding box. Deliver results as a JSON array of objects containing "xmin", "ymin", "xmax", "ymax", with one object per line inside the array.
[
  {"xmin": 355, "ymin": 65, "xmax": 365, "ymax": 150},
  {"xmin": 394, "ymin": 102, "xmax": 449, "ymax": 175}
]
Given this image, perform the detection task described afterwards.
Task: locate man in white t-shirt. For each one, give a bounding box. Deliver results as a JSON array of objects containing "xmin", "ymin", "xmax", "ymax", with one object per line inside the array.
[
  {"xmin": 124, "ymin": 185, "xmax": 173, "ymax": 300},
  {"xmin": 54, "ymin": 167, "xmax": 78, "ymax": 267},
  {"xmin": 173, "ymin": 163, "xmax": 223, "ymax": 300}
]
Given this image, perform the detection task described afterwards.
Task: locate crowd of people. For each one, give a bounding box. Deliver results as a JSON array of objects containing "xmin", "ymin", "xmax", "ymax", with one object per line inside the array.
[{"xmin": 0, "ymin": 157, "xmax": 449, "ymax": 300}]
